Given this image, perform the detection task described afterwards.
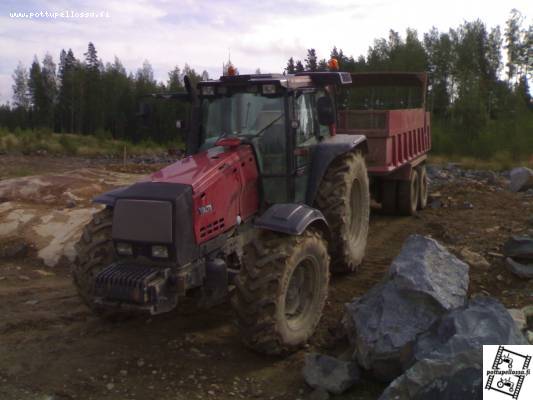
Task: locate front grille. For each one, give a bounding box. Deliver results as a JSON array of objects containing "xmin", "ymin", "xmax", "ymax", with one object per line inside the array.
[{"xmin": 94, "ymin": 263, "xmax": 172, "ymax": 305}]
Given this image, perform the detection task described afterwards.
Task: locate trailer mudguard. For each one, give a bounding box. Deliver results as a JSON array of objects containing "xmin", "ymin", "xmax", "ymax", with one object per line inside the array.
[
  {"xmin": 305, "ymin": 134, "xmax": 367, "ymax": 205},
  {"xmin": 254, "ymin": 203, "xmax": 329, "ymax": 238}
]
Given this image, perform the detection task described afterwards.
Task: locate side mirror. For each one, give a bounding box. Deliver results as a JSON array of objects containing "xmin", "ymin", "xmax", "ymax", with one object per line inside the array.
[{"xmin": 317, "ymin": 96, "xmax": 335, "ymax": 126}]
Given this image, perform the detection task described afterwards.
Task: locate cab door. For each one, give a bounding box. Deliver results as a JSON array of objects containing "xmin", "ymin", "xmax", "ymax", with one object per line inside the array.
[{"xmin": 293, "ymin": 90, "xmax": 330, "ymax": 203}]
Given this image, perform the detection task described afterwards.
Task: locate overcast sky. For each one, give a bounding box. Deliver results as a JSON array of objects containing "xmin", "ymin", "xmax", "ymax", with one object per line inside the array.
[{"xmin": 0, "ymin": 0, "xmax": 531, "ymax": 104}]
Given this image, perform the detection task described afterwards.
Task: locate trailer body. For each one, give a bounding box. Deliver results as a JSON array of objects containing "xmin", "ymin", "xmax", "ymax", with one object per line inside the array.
[{"xmin": 337, "ymin": 72, "xmax": 431, "ymax": 214}]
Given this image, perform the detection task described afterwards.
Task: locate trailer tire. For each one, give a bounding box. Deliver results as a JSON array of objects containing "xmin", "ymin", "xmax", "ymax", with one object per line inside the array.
[
  {"xmin": 397, "ymin": 169, "xmax": 419, "ymax": 216},
  {"xmin": 315, "ymin": 151, "xmax": 369, "ymax": 273},
  {"xmin": 381, "ymin": 180, "xmax": 397, "ymax": 215},
  {"xmin": 417, "ymin": 165, "xmax": 428, "ymax": 210},
  {"xmin": 72, "ymin": 208, "xmax": 123, "ymax": 319},
  {"xmin": 231, "ymin": 229, "xmax": 329, "ymax": 355}
]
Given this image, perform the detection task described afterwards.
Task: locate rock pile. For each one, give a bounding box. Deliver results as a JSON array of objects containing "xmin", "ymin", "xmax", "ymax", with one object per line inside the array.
[{"xmin": 303, "ymin": 235, "xmax": 528, "ymax": 398}]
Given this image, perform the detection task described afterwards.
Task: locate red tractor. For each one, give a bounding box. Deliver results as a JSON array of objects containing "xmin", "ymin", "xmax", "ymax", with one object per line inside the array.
[{"xmin": 73, "ymin": 69, "xmax": 428, "ymax": 354}]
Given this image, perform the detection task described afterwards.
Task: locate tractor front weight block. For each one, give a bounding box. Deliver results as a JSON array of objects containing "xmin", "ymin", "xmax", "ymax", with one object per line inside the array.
[{"xmin": 93, "ymin": 262, "xmax": 179, "ymax": 315}]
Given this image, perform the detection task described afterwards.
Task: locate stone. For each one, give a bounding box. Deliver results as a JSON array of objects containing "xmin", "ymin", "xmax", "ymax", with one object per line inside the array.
[
  {"xmin": 302, "ymin": 353, "xmax": 360, "ymax": 395},
  {"xmin": 509, "ymin": 167, "xmax": 533, "ymax": 192},
  {"xmin": 503, "ymin": 236, "xmax": 533, "ymax": 260},
  {"xmin": 343, "ymin": 235, "xmax": 469, "ymax": 381},
  {"xmin": 378, "ymin": 349, "xmax": 482, "ymax": 400},
  {"xmin": 380, "ymin": 296, "xmax": 527, "ymax": 400},
  {"xmin": 527, "ymin": 331, "xmax": 533, "ymax": 345},
  {"xmin": 414, "ymin": 296, "xmax": 528, "ymax": 363},
  {"xmin": 388, "ymin": 235, "xmax": 469, "ymax": 311},
  {"xmin": 459, "ymin": 248, "xmax": 490, "ymax": 269},
  {"xmin": 505, "ymin": 257, "xmax": 533, "ymax": 279}
]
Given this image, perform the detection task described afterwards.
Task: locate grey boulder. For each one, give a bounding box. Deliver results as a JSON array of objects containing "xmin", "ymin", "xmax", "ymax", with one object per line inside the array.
[
  {"xmin": 509, "ymin": 167, "xmax": 533, "ymax": 192},
  {"xmin": 378, "ymin": 348, "xmax": 482, "ymax": 400},
  {"xmin": 343, "ymin": 235, "xmax": 469, "ymax": 381},
  {"xmin": 503, "ymin": 236, "xmax": 533, "ymax": 260},
  {"xmin": 414, "ymin": 296, "xmax": 528, "ymax": 362},
  {"xmin": 302, "ymin": 353, "xmax": 360, "ymax": 395},
  {"xmin": 380, "ymin": 296, "xmax": 526, "ymax": 400},
  {"xmin": 388, "ymin": 235, "xmax": 469, "ymax": 310}
]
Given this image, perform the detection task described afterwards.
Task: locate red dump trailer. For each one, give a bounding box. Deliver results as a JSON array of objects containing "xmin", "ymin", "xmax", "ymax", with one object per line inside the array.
[{"xmin": 337, "ymin": 72, "xmax": 431, "ymax": 215}]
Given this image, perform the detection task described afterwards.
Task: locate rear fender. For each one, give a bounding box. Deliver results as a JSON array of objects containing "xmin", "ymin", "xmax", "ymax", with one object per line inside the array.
[
  {"xmin": 254, "ymin": 203, "xmax": 329, "ymax": 240},
  {"xmin": 305, "ymin": 134, "xmax": 367, "ymax": 204}
]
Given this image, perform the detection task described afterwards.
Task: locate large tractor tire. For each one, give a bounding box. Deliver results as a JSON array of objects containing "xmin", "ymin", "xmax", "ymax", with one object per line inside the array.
[
  {"xmin": 397, "ymin": 169, "xmax": 419, "ymax": 216},
  {"xmin": 417, "ymin": 164, "xmax": 428, "ymax": 210},
  {"xmin": 72, "ymin": 208, "xmax": 118, "ymax": 317},
  {"xmin": 231, "ymin": 229, "xmax": 330, "ymax": 355},
  {"xmin": 315, "ymin": 151, "xmax": 370, "ymax": 273}
]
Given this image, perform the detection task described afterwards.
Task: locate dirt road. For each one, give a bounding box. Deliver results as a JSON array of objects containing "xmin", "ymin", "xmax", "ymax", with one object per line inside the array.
[{"xmin": 0, "ymin": 157, "xmax": 532, "ymax": 400}]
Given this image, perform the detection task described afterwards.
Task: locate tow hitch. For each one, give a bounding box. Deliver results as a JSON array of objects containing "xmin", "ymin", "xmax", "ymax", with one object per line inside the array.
[{"xmin": 93, "ymin": 263, "xmax": 178, "ymax": 314}]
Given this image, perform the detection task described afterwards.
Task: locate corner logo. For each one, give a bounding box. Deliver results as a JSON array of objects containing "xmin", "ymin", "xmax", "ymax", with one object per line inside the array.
[{"xmin": 484, "ymin": 345, "xmax": 532, "ymax": 399}]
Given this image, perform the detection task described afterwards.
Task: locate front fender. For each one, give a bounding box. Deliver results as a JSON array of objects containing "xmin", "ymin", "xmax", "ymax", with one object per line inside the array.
[
  {"xmin": 254, "ymin": 203, "xmax": 329, "ymax": 239},
  {"xmin": 306, "ymin": 134, "xmax": 367, "ymax": 205},
  {"xmin": 93, "ymin": 186, "xmax": 128, "ymax": 207}
]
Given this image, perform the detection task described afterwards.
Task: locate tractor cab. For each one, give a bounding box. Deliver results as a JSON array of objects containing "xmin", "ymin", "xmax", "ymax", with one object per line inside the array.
[{"xmin": 195, "ymin": 71, "xmax": 353, "ymax": 205}]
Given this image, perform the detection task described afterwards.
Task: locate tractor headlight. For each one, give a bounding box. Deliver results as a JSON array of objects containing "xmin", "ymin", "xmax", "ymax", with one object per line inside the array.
[
  {"xmin": 116, "ymin": 242, "xmax": 133, "ymax": 256},
  {"xmin": 151, "ymin": 245, "xmax": 169, "ymax": 259}
]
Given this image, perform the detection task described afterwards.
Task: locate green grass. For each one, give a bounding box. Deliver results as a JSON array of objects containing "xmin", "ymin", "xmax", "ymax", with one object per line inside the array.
[{"xmin": 0, "ymin": 127, "xmax": 184, "ymax": 157}]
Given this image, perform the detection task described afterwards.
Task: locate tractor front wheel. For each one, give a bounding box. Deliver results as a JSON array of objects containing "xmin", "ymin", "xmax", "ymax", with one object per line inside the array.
[
  {"xmin": 72, "ymin": 208, "xmax": 119, "ymax": 318},
  {"xmin": 315, "ymin": 151, "xmax": 370, "ymax": 273},
  {"xmin": 231, "ymin": 229, "xmax": 330, "ymax": 355}
]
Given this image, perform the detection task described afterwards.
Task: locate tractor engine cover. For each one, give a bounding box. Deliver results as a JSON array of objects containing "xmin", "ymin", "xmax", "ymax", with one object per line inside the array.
[{"xmin": 111, "ymin": 181, "xmax": 199, "ymax": 266}]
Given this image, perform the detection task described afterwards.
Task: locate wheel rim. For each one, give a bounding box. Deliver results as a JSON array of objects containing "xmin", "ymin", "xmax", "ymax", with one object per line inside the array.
[
  {"xmin": 285, "ymin": 257, "xmax": 316, "ymax": 330},
  {"xmin": 420, "ymin": 170, "xmax": 428, "ymax": 203},
  {"xmin": 349, "ymin": 178, "xmax": 363, "ymax": 241}
]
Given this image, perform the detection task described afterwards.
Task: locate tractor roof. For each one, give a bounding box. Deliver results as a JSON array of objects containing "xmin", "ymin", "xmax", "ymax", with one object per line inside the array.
[{"xmin": 198, "ymin": 72, "xmax": 353, "ymax": 90}]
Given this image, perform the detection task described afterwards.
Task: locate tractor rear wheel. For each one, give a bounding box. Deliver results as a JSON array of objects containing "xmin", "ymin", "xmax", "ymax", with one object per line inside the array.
[
  {"xmin": 72, "ymin": 208, "xmax": 119, "ymax": 318},
  {"xmin": 397, "ymin": 169, "xmax": 419, "ymax": 216},
  {"xmin": 231, "ymin": 229, "xmax": 329, "ymax": 355},
  {"xmin": 417, "ymin": 164, "xmax": 428, "ymax": 210},
  {"xmin": 315, "ymin": 151, "xmax": 370, "ymax": 273}
]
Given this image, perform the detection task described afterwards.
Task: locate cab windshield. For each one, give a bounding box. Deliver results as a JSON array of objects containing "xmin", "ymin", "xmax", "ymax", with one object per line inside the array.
[{"xmin": 200, "ymin": 91, "xmax": 284, "ymax": 149}]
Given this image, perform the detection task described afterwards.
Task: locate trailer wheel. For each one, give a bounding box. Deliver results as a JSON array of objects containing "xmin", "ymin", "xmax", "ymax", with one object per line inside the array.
[
  {"xmin": 315, "ymin": 151, "xmax": 370, "ymax": 273},
  {"xmin": 417, "ymin": 165, "xmax": 428, "ymax": 210},
  {"xmin": 231, "ymin": 229, "xmax": 329, "ymax": 355},
  {"xmin": 72, "ymin": 208, "xmax": 122, "ymax": 318},
  {"xmin": 397, "ymin": 169, "xmax": 419, "ymax": 216},
  {"xmin": 381, "ymin": 180, "xmax": 397, "ymax": 214}
]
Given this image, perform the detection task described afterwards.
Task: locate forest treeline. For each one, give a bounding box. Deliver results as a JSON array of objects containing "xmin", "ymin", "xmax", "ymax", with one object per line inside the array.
[{"xmin": 0, "ymin": 9, "xmax": 531, "ymax": 159}]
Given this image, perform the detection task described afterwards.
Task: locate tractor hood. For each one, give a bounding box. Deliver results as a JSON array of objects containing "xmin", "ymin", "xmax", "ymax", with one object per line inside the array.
[{"xmin": 149, "ymin": 146, "xmax": 242, "ymax": 193}]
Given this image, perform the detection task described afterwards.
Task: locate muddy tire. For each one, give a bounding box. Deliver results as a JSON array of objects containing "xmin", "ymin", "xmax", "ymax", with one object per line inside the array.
[
  {"xmin": 417, "ymin": 164, "xmax": 428, "ymax": 210},
  {"xmin": 397, "ymin": 169, "xmax": 419, "ymax": 216},
  {"xmin": 381, "ymin": 179, "xmax": 397, "ymax": 215},
  {"xmin": 231, "ymin": 229, "xmax": 330, "ymax": 355},
  {"xmin": 72, "ymin": 208, "xmax": 119, "ymax": 318},
  {"xmin": 315, "ymin": 151, "xmax": 370, "ymax": 273}
]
